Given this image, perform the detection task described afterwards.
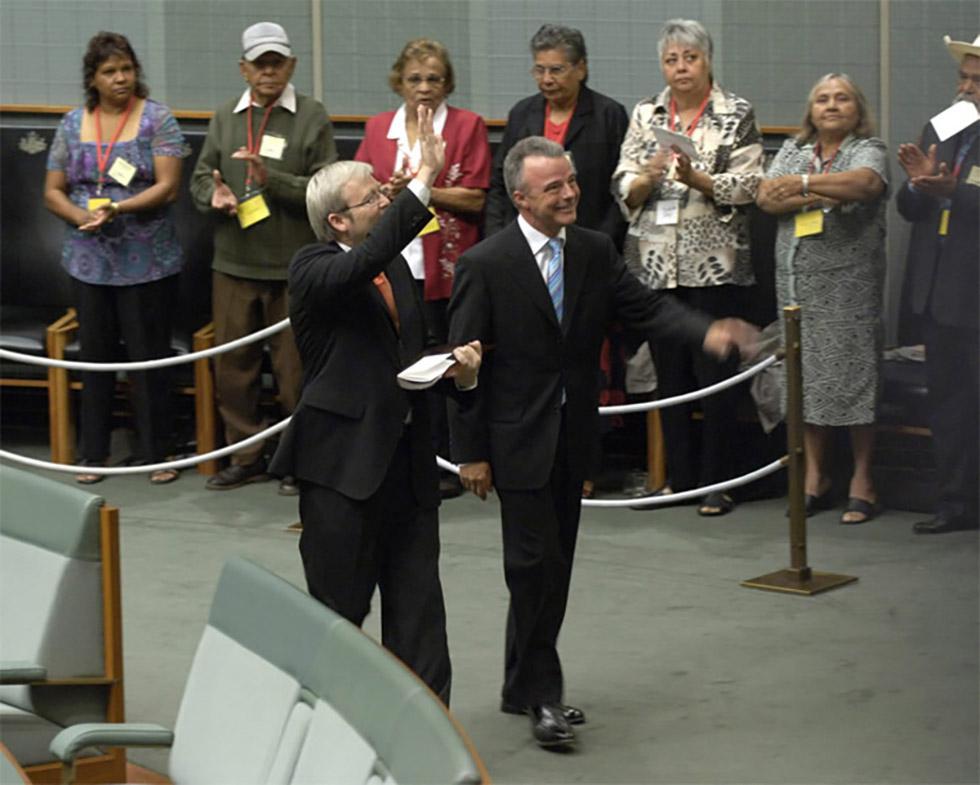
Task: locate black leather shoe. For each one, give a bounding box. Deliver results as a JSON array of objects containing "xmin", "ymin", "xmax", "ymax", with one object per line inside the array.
[
  {"xmin": 278, "ymin": 475, "xmax": 299, "ymax": 496},
  {"xmin": 500, "ymin": 700, "xmax": 585, "ymax": 725},
  {"xmin": 528, "ymin": 704, "xmax": 576, "ymax": 748},
  {"xmin": 913, "ymin": 515, "xmax": 978, "ymax": 535},
  {"xmin": 205, "ymin": 459, "xmax": 268, "ymax": 491}
]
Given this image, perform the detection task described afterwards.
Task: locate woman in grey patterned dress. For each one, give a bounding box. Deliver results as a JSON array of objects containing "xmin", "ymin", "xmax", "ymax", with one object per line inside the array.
[{"xmin": 757, "ymin": 74, "xmax": 889, "ymax": 524}]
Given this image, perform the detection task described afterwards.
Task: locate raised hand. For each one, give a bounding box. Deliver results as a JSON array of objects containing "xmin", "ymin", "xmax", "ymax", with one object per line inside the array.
[
  {"xmin": 231, "ymin": 146, "xmax": 268, "ymax": 187},
  {"xmin": 640, "ymin": 149, "xmax": 671, "ymax": 188},
  {"xmin": 415, "ymin": 104, "xmax": 446, "ymax": 187},
  {"xmin": 211, "ymin": 170, "xmax": 239, "ymax": 215}
]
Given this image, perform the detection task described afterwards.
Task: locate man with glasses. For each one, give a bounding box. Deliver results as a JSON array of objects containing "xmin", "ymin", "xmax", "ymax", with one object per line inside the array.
[
  {"xmin": 191, "ymin": 22, "xmax": 336, "ymax": 495},
  {"xmin": 269, "ymin": 106, "xmax": 481, "ymax": 703}
]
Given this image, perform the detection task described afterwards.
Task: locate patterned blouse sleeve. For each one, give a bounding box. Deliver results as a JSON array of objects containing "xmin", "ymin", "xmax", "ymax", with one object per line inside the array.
[
  {"xmin": 764, "ymin": 138, "xmax": 800, "ymax": 180},
  {"xmin": 46, "ymin": 116, "xmax": 71, "ymax": 172},
  {"xmin": 712, "ymin": 104, "xmax": 763, "ymax": 207},
  {"xmin": 847, "ymin": 136, "xmax": 889, "ymax": 188},
  {"xmin": 150, "ymin": 103, "xmax": 190, "ymax": 158},
  {"xmin": 612, "ymin": 100, "xmax": 654, "ymax": 222}
]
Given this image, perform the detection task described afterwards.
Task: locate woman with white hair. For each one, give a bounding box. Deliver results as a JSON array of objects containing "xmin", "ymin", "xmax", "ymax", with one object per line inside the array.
[
  {"xmin": 757, "ymin": 73, "xmax": 888, "ymax": 524},
  {"xmin": 613, "ymin": 19, "xmax": 763, "ymax": 516}
]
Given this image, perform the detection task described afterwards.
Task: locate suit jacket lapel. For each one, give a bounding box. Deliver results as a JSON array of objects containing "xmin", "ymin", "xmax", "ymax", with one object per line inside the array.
[
  {"xmin": 564, "ymin": 87, "xmax": 594, "ymax": 149},
  {"xmin": 524, "ymin": 96, "xmax": 547, "ymax": 137},
  {"xmin": 500, "ymin": 223, "xmax": 560, "ymax": 328},
  {"xmin": 561, "ymin": 229, "xmax": 588, "ymax": 334},
  {"xmin": 367, "ymin": 267, "xmax": 403, "ymax": 367}
]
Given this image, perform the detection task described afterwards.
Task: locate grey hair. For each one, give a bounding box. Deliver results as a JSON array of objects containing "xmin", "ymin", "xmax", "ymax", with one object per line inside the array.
[
  {"xmin": 306, "ymin": 161, "xmax": 373, "ymax": 242},
  {"xmin": 796, "ymin": 72, "xmax": 876, "ymax": 143},
  {"xmin": 503, "ymin": 136, "xmax": 574, "ymax": 202},
  {"xmin": 530, "ymin": 23, "xmax": 588, "ymax": 66},
  {"xmin": 657, "ymin": 18, "xmax": 713, "ymax": 65}
]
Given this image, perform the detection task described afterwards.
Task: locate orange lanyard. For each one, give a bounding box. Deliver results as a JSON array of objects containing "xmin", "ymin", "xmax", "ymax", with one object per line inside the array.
[
  {"xmin": 93, "ymin": 96, "xmax": 135, "ymax": 193},
  {"xmin": 669, "ymin": 92, "xmax": 710, "ymax": 137},
  {"xmin": 245, "ymin": 101, "xmax": 275, "ymax": 188},
  {"xmin": 809, "ymin": 143, "xmax": 841, "ymax": 174}
]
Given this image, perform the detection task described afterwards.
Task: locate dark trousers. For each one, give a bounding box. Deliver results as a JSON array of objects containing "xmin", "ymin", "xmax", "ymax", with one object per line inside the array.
[
  {"xmin": 297, "ymin": 435, "xmax": 451, "ymax": 704},
  {"xmin": 415, "ymin": 282, "xmax": 452, "ymax": 462},
  {"xmin": 922, "ymin": 316, "xmax": 979, "ymax": 525},
  {"xmin": 212, "ymin": 271, "xmax": 302, "ymax": 466},
  {"xmin": 497, "ymin": 414, "xmax": 583, "ymax": 706},
  {"xmin": 652, "ymin": 285, "xmax": 745, "ymax": 491},
  {"xmin": 74, "ymin": 276, "xmax": 177, "ymax": 463}
]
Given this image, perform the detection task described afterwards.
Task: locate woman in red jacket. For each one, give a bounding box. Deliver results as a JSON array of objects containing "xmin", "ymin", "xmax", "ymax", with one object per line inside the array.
[{"xmin": 356, "ymin": 39, "xmax": 490, "ymax": 491}]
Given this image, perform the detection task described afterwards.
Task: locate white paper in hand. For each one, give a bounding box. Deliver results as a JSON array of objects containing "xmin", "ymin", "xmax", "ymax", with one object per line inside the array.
[
  {"xmin": 397, "ymin": 352, "xmax": 455, "ymax": 390},
  {"xmin": 652, "ymin": 126, "xmax": 701, "ymax": 162},
  {"xmin": 930, "ymin": 100, "xmax": 980, "ymax": 142}
]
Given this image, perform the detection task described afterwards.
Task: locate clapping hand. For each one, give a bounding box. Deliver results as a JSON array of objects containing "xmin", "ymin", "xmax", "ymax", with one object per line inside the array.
[
  {"xmin": 211, "ymin": 170, "xmax": 239, "ymax": 216},
  {"xmin": 898, "ymin": 142, "xmax": 956, "ymax": 198}
]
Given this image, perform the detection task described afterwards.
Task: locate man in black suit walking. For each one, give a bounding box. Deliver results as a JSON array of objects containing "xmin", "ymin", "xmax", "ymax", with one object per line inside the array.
[
  {"xmin": 897, "ymin": 33, "xmax": 979, "ymax": 535},
  {"xmin": 270, "ymin": 106, "xmax": 480, "ymax": 703},
  {"xmin": 448, "ymin": 136, "xmax": 756, "ymax": 747}
]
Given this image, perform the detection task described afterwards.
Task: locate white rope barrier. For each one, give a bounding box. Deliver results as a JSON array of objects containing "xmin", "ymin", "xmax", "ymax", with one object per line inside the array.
[
  {"xmin": 0, "ymin": 318, "xmax": 291, "ymax": 372},
  {"xmin": 598, "ymin": 354, "xmax": 778, "ymax": 414},
  {"xmin": 0, "ymin": 418, "xmax": 292, "ymax": 475},
  {"xmin": 438, "ymin": 455, "xmax": 787, "ymax": 508}
]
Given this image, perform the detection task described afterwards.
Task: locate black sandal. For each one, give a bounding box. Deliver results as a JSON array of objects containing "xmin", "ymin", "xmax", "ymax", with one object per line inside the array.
[
  {"xmin": 840, "ymin": 497, "xmax": 880, "ymax": 525},
  {"xmin": 75, "ymin": 460, "xmax": 106, "ymax": 485},
  {"xmin": 698, "ymin": 491, "xmax": 734, "ymax": 516}
]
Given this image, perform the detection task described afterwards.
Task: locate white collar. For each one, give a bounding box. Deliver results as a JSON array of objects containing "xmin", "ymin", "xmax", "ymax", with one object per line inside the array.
[
  {"xmin": 234, "ymin": 82, "xmax": 297, "ymax": 114},
  {"xmin": 517, "ymin": 214, "xmax": 566, "ymax": 256},
  {"xmin": 386, "ymin": 101, "xmax": 449, "ymax": 141}
]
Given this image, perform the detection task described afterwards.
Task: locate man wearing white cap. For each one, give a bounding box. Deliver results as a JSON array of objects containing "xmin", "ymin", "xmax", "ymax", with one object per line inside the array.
[
  {"xmin": 191, "ymin": 22, "xmax": 337, "ymax": 494},
  {"xmin": 897, "ymin": 34, "xmax": 979, "ymax": 534}
]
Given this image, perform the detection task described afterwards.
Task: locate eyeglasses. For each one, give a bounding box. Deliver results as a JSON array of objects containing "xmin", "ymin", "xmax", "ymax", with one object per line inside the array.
[
  {"xmin": 403, "ymin": 75, "xmax": 445, "ymax": 86},
  {"xmin": 344, "ymin": 188, "xmax": 385, "ymax": 211},
  {"xmin": 531, "ymin": 64, "xmax": 573, "ymax": 79}
]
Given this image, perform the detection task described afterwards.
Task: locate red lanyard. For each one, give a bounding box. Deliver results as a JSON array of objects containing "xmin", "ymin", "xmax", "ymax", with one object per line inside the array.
[
  {"xmin": 669, "ymin": 92, "xmax": 710, "ymax": 136},
  {"xmin": 93, "ymin": 96, "xmax": 135, "ymax": 192},
  {"xmin": 245, "ymin": 101, "xmax": 275, "ymax": 188},
  {"xmin": 809, "ymin": 143, "xmax": 841, "ymax": 174}
]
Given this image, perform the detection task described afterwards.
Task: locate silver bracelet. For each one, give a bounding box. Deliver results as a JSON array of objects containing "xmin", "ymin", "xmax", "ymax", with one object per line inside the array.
[{"xmin": 801, "ymin": 173, "xmax": 810, "ymax": 197}]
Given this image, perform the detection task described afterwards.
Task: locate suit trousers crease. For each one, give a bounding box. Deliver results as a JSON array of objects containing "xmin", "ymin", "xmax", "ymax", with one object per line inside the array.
[
  {"xmin": 498, "ymin": 412, "xmax": 583, "ymax": 706},
  {"xmin": 297, "ymin": 434, "xmax": 452, "ymax": 703},
  {"xmin": 74, "ymin": 276, "xmax": 177, "ymax": 463},
  {"xmin": 922, "ymin": 316, "xmax": 979, "ymax": 523},
  {"xmin": 651, "ymin": 284, "xmax": 745, "ymax": 492},
  {"xmin": 212, "ymin": 271, "xmax": 302, "ymax": 465}
]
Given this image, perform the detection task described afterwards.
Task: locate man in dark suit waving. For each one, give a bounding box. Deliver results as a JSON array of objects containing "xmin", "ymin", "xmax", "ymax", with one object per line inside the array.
[
  {"xmin": 897, "ymin": 33, "xmax": 979, "ymax": 535},
  {"xmin": 270, "ymin": 106, "xmax": 480, "ymax": 703},
  {"xmin": 448, "ymin": 136, "xmax": 755, "ymax": 748}
]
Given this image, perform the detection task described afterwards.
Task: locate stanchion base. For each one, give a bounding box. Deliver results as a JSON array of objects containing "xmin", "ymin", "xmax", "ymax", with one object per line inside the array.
[{"xmin": 742, "ymin": 569, "xmax": 857, "ymax": 595}]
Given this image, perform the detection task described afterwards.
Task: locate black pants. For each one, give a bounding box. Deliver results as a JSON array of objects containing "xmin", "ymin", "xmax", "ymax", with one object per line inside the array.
[
  {"xmin": 297, "ymin": 436, "xmax": 452, "ymax": 704},
  {"xmin": 922, "ymin": 316, "xmax": 979, "ymax": 525},
  {"xmin": 652, "ymin": 285, "xmax": 746, "ymax": 492},
  {"xmin": 74, "ymin": 276, "xmax": 177, "ymax": 463},
  {"xmin": 497, "ymin": 413, "xmax": 583, "ymax": 706},
  {"xmin": 415, "ymin": 282, "xmax": 452, "ymax": 463}
]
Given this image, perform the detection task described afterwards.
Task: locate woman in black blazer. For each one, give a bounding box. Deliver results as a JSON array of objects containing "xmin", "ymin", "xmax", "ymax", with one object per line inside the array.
[{"xmin": 485, "ymin": 24, "xmax": 629, "ymax": 246}]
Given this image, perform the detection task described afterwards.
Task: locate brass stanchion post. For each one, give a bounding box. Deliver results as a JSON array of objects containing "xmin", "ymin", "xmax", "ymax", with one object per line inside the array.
[{"xmin": 742, "ymin": 306, "xmax": 857, "ymax": 595}]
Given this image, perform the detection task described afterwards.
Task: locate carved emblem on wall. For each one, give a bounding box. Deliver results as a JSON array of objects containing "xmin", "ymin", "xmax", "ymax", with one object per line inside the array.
[{"xmin": 19, "ymin": 131, "xmax": 47, "ymax": 155}]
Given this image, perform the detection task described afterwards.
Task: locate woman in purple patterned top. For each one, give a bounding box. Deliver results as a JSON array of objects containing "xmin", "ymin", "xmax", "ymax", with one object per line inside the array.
[{"xmin": 44, "ymin": 31, "xmax": 188, "ymax": 484}]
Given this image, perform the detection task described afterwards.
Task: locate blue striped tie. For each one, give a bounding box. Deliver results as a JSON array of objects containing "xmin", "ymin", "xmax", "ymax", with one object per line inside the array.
[{"xmin": 546, "ymin": 237, "xmax": 563, "ymax": 322}]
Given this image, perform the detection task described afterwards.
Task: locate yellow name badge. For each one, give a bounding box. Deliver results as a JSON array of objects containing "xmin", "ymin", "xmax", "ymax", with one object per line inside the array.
[
  {"xmin": 237, "ymin": 192, "xmax": 271, "ymax": 229},
  {"xmin": 967, "ymin": 165, "xmax": 980, "ymax": 188},
  {"xmin": 794, "ymin": 209, "xmax": 824, "ymax": 238},
  {"xmin": 417, "ymin": 207, "xmax": 440, "ymax": 237},
  {"xmin": 107, "ymin": 156, "xmax": 137, "ymax": 187},
  {"xmin": 938, "ymin": 209, "xmax": 950, "ymax": 236},
  {"xmin": 87, "ymin": 197, "xmax": 111, "ymax": 212}
]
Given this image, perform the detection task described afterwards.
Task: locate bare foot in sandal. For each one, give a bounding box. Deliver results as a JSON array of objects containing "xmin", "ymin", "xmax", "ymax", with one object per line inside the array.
[
  {"xmin": 149, "ymin": 468, "xmax": 180, "ymax": 485},
  {"xmin": 75, "ymin": 460, "xmax": 106, "ymax": 485}
]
